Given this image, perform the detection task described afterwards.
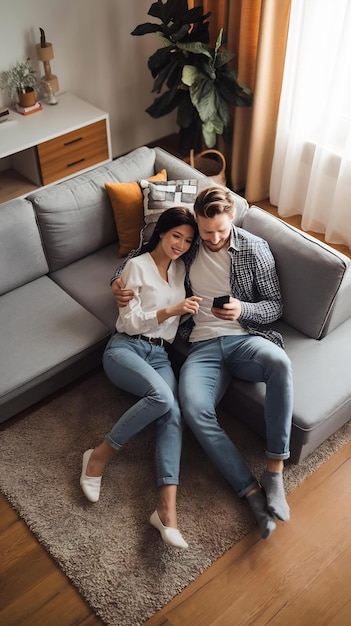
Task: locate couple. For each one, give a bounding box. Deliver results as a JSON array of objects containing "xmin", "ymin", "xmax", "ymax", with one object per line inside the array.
[{"xmin": 80, "ymin": 186, "xmax": 293, "ymax": 549}]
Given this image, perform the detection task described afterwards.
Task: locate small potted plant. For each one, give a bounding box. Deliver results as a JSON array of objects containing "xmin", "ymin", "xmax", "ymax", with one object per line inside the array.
[{"xmin": 0, "ymin": 58, "xmax": 38, "ymax": 108}]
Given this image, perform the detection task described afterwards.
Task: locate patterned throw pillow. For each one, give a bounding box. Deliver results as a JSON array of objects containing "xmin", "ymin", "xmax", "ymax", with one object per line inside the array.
[
  {"xmin": 140, "ymin": 178, "xmax": 198, "ymax": 242},
  {"xmin": 105, "ymin": 169, "xmax": 167, "ymax": 257}
]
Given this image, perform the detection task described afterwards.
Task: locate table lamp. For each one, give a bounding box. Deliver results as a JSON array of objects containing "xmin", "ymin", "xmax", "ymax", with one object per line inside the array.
[{"xmin": 35, "ymin": 27, "xmax": 59, "ymax": 104}]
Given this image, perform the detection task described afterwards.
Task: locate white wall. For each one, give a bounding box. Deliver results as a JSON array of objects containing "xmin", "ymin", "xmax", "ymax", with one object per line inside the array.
[{"xmin": 0, "ymin": 0, "xmax": 177, "ymax": 156}]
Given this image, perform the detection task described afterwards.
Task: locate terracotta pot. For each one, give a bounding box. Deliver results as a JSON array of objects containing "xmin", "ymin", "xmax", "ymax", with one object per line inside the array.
[{"xmin": 18, "ymin": 88, "xmax": 36, "ymax": 108}]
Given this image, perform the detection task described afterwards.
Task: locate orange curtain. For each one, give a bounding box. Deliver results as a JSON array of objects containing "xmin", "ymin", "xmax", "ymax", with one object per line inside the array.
[{"xmin": 191, "ymin": 0, "xmax": 291, "ymax": 201}]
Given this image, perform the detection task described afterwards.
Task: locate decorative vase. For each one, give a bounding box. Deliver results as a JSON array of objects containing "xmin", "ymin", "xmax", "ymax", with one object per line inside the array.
[{"xmin": 18, "ymin": 88, "xmax": 36, "ymax": 108}]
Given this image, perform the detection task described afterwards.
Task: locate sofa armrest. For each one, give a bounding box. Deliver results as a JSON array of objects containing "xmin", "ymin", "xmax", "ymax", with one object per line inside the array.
[
  {"xmin": 242, "ymin": 206, "xmax": 351, "ymax": 339},
  {"xmin": 321, "ymin": 266, "xmax": 351, "ymax": 336}
]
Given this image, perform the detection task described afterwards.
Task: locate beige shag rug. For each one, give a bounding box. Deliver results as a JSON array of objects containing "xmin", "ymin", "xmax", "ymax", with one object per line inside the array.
[{"xmin": 0, "ymin": 369, "xmax": 350, "ymax": 626}]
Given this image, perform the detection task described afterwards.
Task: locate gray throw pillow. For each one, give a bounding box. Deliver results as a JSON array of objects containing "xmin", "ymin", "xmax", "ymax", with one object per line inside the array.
[{"xmin": 140, "ymin": 178, "xmax": 198, "ymax": 242}]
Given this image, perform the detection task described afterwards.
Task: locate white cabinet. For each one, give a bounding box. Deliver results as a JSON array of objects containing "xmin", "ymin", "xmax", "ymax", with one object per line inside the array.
[{"xmin": 0, "ymin": 92, "xmax": 112, "ymax": 203}]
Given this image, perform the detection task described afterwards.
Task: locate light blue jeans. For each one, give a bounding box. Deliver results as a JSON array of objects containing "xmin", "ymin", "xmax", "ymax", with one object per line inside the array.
[
  {"xmin": 102, "ymin": 333, "xmax": 182, "ymax": 487},
  {"xmin": 178, "ymin": 335, "xmax": 293, "ymax": 497}
]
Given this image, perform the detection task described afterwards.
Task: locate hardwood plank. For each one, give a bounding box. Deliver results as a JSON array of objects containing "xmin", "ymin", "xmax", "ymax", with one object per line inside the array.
[
  {"xmin": 0, "ymin": 570, "xmax": 67, "ymax": 626},
  {"xmin": 17, "ymin": 584, "xmax": 99, "ymax": 626},
  {"xmin": 0, "ymin": 541, "xmax": 55, "ymax": 610},
  {"xmin": 268, "ymin": 543, "xmax": 351, "ymax": 625},
  {"xmin": 0, "ymin": 497, "xmax": 18, "ymax": 532},
  {"xmin": 329, "ymin": 598, "xmax": 351, "ymax": 626},
  {"xmin": 0, "ymin": 519, "xmax": 37, "ymax": 571}
]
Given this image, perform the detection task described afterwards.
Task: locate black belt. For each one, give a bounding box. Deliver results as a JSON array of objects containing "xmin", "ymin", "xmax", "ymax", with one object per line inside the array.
[{"xmin": 137, "ymin": 334, "xmax": 165, "ymax": 347}]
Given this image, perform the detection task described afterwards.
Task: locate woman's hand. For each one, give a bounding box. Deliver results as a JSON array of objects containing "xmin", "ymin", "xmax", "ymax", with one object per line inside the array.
[
  {"xmin": 170, "ymin": 296, "xmax": 202, "ymax": 317},
  {"xmin": 157, "ymin": 296, "xmax": 202, "ymax": 323}
]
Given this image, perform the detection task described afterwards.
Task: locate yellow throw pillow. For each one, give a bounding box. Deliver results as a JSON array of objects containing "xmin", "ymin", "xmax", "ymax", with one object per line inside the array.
[{"xmin": 105, "ymin": 169, "xmax": 167, "ymax": 257}]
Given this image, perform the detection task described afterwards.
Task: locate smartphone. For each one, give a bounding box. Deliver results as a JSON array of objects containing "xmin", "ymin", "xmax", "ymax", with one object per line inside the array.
[{"xmin": 212, "ymin": 295, "xmax": 231, "ymax": 308}]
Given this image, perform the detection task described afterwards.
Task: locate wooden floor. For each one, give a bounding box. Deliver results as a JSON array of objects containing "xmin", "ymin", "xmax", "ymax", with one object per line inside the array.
[{"xmin": 1, "ymin": 193, "xmax": 350, "ymax": 625}]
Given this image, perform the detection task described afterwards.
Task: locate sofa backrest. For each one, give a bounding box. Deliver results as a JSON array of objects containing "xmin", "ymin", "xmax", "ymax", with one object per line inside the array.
[
  {"xmin": 28, "ymin": 146, "xmax": 157, "ymax": 272},
  {"xmin": 0, "ymin": 198, "xmax": 49, "ymax": 295},
  {"xmin": 242, "ymin": 206, "xmax": 350, "ymax": 339}
]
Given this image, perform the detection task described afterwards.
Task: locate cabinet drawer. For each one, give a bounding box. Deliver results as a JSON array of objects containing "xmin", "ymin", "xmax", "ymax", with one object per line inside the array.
[{"xmin": 37, "ymin": 119, "xmax": 109, "ymax": 185}]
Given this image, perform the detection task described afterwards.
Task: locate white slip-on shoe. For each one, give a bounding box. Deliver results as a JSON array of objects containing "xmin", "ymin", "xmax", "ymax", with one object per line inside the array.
[
  {"xmin": 150, "ymin": 510, "xmax": 189, "ymax": 549},
  {"xmin": 80, "ymin": 449, "xmax": 102, "ymax": 503}
]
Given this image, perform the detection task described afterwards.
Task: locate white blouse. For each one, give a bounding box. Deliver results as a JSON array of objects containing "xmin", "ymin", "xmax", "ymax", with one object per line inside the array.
[{"xmin": 116, "ymin": 252, "xmax": 186, "ymax": 343}]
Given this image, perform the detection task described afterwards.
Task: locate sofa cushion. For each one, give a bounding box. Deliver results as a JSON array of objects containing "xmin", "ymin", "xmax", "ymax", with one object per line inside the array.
[
  {"xmin": 105, "ymin": 169, "xmax": 167, "ymax": 257},
  {"xmin": 29, "ymin": 146, "xmax": 157, "ymax": 271},
  {"xmin": 0, "ymin": 198, "xmax": 48, "ymax": 295},
  {"xmin": 242, "ymin": 206, "xmax": 348, "ymax": 339},
  {"xmin": 0, "ymin": 276, "xmax": 109, "ymax": 405},
  {"xmin": 50, "ymin": 243, "xmax": 123, "ymax": 332}
]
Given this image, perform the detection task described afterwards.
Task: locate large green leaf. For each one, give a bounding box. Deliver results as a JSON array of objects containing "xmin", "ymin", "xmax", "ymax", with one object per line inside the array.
[
  {"xmin": 217, "ymin": 71, "xmax": 253, "ymax": 107},
  {"xmin": 148, "ymin": 46, "xmax": 174, "ymax": 78},
  {"xmin": 202, "ymin": 123, "xmax": 217, "ymax": 148},
  {"xmin": 148, "ymin": 0, "xmax": 186, "ymax": 23},
  {"xmin": 177, "ymin": 41, "xmax": 213, "ymax": 60},
  {"xmin": 181, "ymin": 64, "xmax": 198, "ymax": 88},
  {"xmin": 183, "ymin": 21, "xmax": 210, "ymax": 44},
  {"xmin": 131, "ymin": 22, "xmax": 161, "ymax": 36},
  {"xmin": 177, "ymin": 91, "xmax": 197, "ymax": 128},
  {"xmin": 146, "ymin": 87, "xmax": 183, "ymax": 118},
  {"xmin": 165, "ymin": 60, "xmax": 184, "ymax": 90},
  {"xmin": 152, "ymin": 61, "xmax": 174, "ymax": 94},
  {"xmin": 168, "ymin": 23, "xmax": 191, "ymax": 42},
  {"xmin": 215, "ymin": 50, "xmax": 234, "ymax": 68},
  {"xmin": 190, "ymin": 79, "xmax": 217, "ymax": 123},
  {"xmin": 156, "ymin": 33, "xmax": 173, "ymax": 47}
]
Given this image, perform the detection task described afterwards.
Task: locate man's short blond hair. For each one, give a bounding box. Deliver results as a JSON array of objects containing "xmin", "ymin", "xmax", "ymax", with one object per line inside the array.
[{"xmin": 194, "ymin": 187, "xmax": 235, "ymax": 219}]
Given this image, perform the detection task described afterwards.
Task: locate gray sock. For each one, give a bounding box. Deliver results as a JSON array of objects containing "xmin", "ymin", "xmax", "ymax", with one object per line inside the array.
[
  {"xmin": 260, "ymin": 470, "xmax": 290, "ymax": 521},
  {"xmin": 247, "ymin": 490, "xmax": 276, "ymax": 539}
]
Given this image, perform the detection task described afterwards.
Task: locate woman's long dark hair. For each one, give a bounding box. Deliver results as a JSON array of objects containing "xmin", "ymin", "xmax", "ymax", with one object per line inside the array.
[{"xmin": 141, "ymin": 206, "xmax": 198, "ymax": 255}]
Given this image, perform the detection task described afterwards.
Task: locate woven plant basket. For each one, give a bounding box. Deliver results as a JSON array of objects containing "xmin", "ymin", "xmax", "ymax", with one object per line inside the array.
[{"xmin": 189, "ymin": 148, "xmax": 226, "ymax": 186}]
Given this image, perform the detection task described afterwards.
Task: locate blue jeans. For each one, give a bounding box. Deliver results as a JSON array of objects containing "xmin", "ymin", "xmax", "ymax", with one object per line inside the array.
[
  {"xmin": 102, "ymin": 333, "xmax": 182, "ymax": 487},
  {"xmin": 178, "ymin": 335, "xmax": 293, "ymax": 497}
]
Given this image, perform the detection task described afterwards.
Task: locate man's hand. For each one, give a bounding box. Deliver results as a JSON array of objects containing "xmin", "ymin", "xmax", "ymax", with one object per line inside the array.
[
  {"xmin": 211, "ymin": 297, "xmax": 242, "ymax": 321},
  {"xmin": 111, "ymin": 278, "xmax": 134, "ymax": 307}
]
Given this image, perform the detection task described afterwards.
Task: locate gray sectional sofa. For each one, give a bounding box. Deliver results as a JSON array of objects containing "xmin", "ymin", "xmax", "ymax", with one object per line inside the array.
[{"xmin": 1, "ymin": 146, "xmax": 351, "ymax": 464}]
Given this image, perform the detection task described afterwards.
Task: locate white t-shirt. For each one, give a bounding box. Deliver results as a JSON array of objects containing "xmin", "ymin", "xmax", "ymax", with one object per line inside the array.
[
  {"xmin": 116, "ymin": 252, "xmax": 186, "ymax": 343},
  {"xmin": 189, "ymin": 241, "xmax": 247, "ymax": 342}
]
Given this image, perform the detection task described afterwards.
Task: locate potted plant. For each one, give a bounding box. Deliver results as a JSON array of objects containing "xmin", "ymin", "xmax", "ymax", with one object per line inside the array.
[
  {"xmin": 0, "ymin": 58, "xmax": 38, "ymax": 108},
  {"xmin": 131, "ymin": 0, "xmax": 253, "ymax": 156}
]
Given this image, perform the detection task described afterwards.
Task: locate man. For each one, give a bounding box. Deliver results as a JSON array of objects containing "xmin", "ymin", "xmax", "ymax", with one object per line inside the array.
[{"xmin": 111, "ymin": 186, "xmax": 293, "ymax": 539}]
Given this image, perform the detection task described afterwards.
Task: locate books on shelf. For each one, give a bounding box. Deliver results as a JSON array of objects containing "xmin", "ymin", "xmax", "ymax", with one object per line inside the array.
[{"xmin": 15, "ymin": 102, "xmax": 43, "ymax": 116}]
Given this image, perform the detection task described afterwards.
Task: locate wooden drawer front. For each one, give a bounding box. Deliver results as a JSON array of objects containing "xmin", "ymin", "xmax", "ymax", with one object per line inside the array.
[{"xmin": 37, "ymin": 119, "xmax": 109, "ymax": 185}]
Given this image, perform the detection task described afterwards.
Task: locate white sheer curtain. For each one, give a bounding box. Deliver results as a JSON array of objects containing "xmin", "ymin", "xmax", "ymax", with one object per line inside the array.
[{"xmin": 270, "ymin": 0, "xmax": 351, "ymax": 251}]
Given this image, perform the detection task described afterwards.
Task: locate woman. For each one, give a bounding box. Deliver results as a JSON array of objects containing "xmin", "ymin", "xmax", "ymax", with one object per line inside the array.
[{"xmin": 80, "ymin": 207, "xmax": 201, "ymax": 549}]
